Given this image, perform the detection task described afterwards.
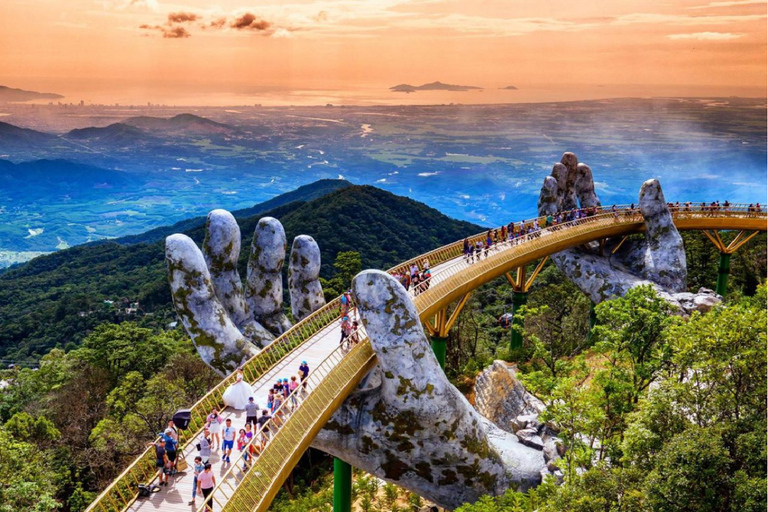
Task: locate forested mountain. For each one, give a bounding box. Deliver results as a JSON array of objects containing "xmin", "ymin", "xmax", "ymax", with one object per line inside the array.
[{"xmin": 0, "ymin": 184, "xmax": 481, "ymax": 362}]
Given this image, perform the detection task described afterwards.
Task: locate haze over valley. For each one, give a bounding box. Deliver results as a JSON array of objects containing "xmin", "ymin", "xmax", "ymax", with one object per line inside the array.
[{"xmin": 0, "ymin": 96, "xmax": 765, "ymax": 267}]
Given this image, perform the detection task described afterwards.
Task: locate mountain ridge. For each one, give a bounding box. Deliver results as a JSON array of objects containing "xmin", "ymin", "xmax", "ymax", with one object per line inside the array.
[{"xmin": 0, "ymin": 85, "xmax": 64, "ymax": 103}]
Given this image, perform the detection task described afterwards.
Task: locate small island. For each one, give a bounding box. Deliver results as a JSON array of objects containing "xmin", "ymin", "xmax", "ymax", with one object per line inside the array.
[
  {"xmin": 390, "ymin": 81, "xmax": 483, "ymax": 93},
  {"xmin": 500, "ymin": 85, "xmax": 518, "ymax": 90}
]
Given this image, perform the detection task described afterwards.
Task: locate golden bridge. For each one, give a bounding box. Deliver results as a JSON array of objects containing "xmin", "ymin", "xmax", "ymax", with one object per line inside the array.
[{"xmin": 86, "ymin": 204, "xmax": 766, "ymax": 512}]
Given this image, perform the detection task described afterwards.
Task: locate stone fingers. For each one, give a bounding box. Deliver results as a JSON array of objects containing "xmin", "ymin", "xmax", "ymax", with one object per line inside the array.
[
  {"xmin": 288, "ymin": 235, "xmax": 326, "ymax": 321},
  {"xmin": 203, "ymin": 210, "xmax": 273, "ymax": 348},
  {"xmin": 638, "ymin": 179, "xmax": 687, "ymax": 292},
  {"xmin": 538, "ymin": 153, "xmax": 601, "ymax": 216},
  {"xmin": 537, "ymin": 176, "xmax": 560, "ymax": 216},
  {"xmin": 166, "ymin": 234, "xmax": 259, "ymax": 376},
  {"xmin": 574, "ymin": 163, "xmax": 600, "ymax": 208},
  {"xmin": 246, "ymin": 217, "xmax": 292, "ymax": 335}
]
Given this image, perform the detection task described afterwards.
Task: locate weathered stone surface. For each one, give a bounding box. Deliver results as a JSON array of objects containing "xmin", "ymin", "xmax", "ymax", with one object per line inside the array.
[
  {"xmin": 288, "ymin": 235, "xmax": 326, "ymax": 321},
  {"xmin": 543, "ymin": 437, "xmax": 563, "ymax": 471},
  {"xmin": 203, "ymin": 210, "xmax": 273, "ymax": 346},
  {"xmin": 166, "ymin": 213, "xmax": 325, "ymax": 376},
  {"xmin": 516, "ymin": 428, "xmax": 545, "ymax": 450},
  {"xmin": 246, "ymin": 217, "xmax": 292, "ymax": 334},
  {"xmin": 312, "ymin": 270, "xmax": 547, "ymax": 510},
  {"xmin": 165, "ymin": 233, "xmax": 259, "ymax": 375},
  {"xmin": 538, "ymin": 152, "xmax": 721, "ymax": 313},
  {"xmin": 475, "ymin": 360, "xmax": 544, "ymax": 434}
]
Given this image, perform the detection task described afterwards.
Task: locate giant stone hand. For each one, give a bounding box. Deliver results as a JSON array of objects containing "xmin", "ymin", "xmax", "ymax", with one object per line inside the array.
[
  {"xmin": 538, "ymin": 152, "xmax": 720, "ymax": 314},
  {"xmin": 312, "ymin": 270, "xmax": 548, "ymax": 510},
  {"xmin": 165, "ymin": 211, "xmax": 325, "ymax": 376}
]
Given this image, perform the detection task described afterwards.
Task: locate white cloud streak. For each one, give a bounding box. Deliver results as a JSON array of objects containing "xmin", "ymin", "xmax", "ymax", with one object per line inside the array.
[{"xmin": 668, "ymin": 31, "xmax": 745, "ymax": 40}]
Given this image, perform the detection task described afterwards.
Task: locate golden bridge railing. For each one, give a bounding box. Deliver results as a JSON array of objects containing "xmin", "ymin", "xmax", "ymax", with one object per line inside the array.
[
  {"xmin": 86, "ymin": 203, "xmax": 765, "ymax": 512},
  {"xmin": 85, "ymin": 295, "xmax": 350, "ymax": 512},
  {"xmin": 198, "ymin": 327, "xmax": 371, "ymax": 512}
]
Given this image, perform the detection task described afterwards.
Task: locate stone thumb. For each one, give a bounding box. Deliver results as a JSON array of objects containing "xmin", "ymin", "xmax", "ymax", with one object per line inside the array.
[{"xmin": 352, "ymin": 270, "xmax": 448, "ymax": 402}]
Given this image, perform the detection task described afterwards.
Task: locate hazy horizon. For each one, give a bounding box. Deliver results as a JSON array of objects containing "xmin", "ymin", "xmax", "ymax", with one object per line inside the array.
[{"xmin": 2, "ymin": 81, "xmax": 766, "ymax": 108}]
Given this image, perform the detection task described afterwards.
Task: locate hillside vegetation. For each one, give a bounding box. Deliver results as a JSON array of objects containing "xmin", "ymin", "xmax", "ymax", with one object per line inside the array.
[{"xmin": 0, "ymin": 184, "xmax": 480, "ymax": 362}]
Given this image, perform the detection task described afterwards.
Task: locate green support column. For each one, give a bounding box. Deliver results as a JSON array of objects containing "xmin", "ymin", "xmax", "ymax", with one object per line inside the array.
[
  {"xmin": 333, "ymin": 458, "xmax": 352, "ymax": 512},
  {"xmin": 510, "ymin": 291, "xmax": 528, "ymax": 351},
  {"xmin": 431, "ymin": 336, "xmax": 447, "ymax": 370},
  {"xmin": 716, "ymin": 252, "xmax": 731, "ymax": 296},
  {"xmin": 588, "ymin": 301, "xmax": 597, "ymax": 342}
]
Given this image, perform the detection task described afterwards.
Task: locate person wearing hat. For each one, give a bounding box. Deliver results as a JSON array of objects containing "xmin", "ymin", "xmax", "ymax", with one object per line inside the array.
[
  {"xmin": 299, "ymin": 361, "xmax": 309, "ymax": 390},
  {"xmin": 282, "ymin": 378, "xmax": 290, "ymax": 398},
  {"xmin": 245, "ymin": 397, "xmax": 259, "ymax": 427},
  {"xmin": 340, "ymin": 289, "xmax": 352, "ymax": 319},
  {"xmin": 162, "ymin": 427, "xmax": 178, "ymax": 474}
]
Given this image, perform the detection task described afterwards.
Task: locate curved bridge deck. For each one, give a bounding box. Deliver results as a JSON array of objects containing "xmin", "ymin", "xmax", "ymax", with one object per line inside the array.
[{"xmin": 88, "ymin": 205, "xmax": 766, "ymax": 512}]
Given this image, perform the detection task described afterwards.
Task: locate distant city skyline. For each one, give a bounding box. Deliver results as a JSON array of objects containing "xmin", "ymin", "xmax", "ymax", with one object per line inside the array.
[{"xmin": 1, "ymin": 0, "xmax": 765, "ymax": 106}]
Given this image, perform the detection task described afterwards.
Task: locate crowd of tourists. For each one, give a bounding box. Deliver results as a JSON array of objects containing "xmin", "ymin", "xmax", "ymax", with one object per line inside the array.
[
  {"xmin": 150, "ymin": 359, "xmax": 312, "ymax": 511},
  {"xmin": 391, "ymin": 259, "xmax": 433, "ymax": 295}
]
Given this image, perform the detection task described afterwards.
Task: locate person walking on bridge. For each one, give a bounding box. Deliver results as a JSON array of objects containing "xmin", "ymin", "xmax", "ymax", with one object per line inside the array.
[
  {"xmin": 222, "ymin": 419, "xmax": 236, "ymax": 464},
  {"xmin": 206, "ymin": 409, "xmax": 223, "ymax": 450},
  {"xmin": 197, "ymin": 463, "xmax": 216, "ymax": 511},
  {"xmin": 245, "ymin": 397, "xmax": 259, "ymax": 427},
  {"xmin": 189, "ymin": 456, "xmax": 204, "ymax": 506},
  {"xmin": 149, "ymin": 438, "xmax": 169, "ymax": 487},
  {"xmin": 299, "ymin": 361, "xmax": 309, "ymax": 390}
]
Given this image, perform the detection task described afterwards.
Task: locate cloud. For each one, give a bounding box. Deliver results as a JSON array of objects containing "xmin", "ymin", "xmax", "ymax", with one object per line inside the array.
[
  {"xmin": 689, "ymin": 0, "xmax": 766, "ymax": 9},
  {"xmin": 668, "ymin": 31, "xmax": 744, "ymax": 40},
  {"xmin": 167, "ymin": 12, "xmax": 199, "ymax": 24},
  {"xmin": 139, "ymin": 24, "xmax": 191, "ymax": 38},
  {"xmin": 208, "ymin": 17, "xmax": 227, "ymax": 29},
  {"xmin": 231, "ymin": 13, "xmax": 272, "ymax": 31},
  {"xmin": 272, "ymin": 28, "xmax": 294, "ymax": 38},
  {"xmin": 110, "ymin": 0, "xmax": 158, "ymax": 10}
]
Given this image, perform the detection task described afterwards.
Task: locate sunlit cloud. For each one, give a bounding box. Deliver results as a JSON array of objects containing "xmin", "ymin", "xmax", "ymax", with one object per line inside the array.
[
  {"xmin": 230, "ymin": 12, "xmax": 272, "ymax": 31},
  {"xmin": 668, "ymin": 31, "xmax": 745, "ymax": 40},
  {"xmin": 612, "ymin": 12, "xmax": 766, "ymax": 26},
  {"xmin": 139, "ymin": 24, "xmax": 191, "ymax": 38},
  {"xmin": 272, "ymin": 28, "xmax": 294, "ymax": 38},
  {"xmin": 106, "ymin": 0, "xmax": 159, "ymax": 11},
  {"xmin": 167, "ymin": 12, "xmax": 199, "ymax": 24},
  {"xmin": 688, "ymin": 0, "xmax": 766, "ymax": 9}
]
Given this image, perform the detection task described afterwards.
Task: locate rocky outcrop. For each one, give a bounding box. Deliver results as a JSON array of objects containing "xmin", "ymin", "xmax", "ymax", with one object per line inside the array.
[
  {"xmin": 538, "ymin": 153, "xmax": 721, "ymax": 315},
  {"xmin": 474, "ymin": 360, "xmax": 564, "ymax": 479},
  {"xmin": 474, "ymin": 361, "xmax": 544, "ymax": 434}
]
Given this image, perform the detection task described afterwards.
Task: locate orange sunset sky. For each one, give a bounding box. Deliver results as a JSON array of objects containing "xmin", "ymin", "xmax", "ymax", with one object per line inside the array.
[{"xmin": 0, "ymin": 0, "xmax": 765, "ymax": 105}]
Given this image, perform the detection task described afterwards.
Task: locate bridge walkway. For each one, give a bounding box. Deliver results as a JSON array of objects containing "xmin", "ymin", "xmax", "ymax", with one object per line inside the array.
[{"xmin": 87, "ymin": 204, "xmax": 765, "ymax": 512}]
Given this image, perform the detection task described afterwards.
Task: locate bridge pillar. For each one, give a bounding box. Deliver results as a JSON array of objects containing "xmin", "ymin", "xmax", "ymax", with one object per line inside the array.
[
  {"xmin": 333, "ymin": 458, "xmax": 352, "ymax": 512},
  {"xmin": 716, "ymin": 252, "xmax": 731, "ymax": 296},
  {"xmin": 431, "ymin": 336, "xmax": 447, "ymax": 370},
  {"xmin": 510, "ymin": 291, "xmax": 527, "ymax": 351},
  {"xmin": 504, "ymin": 258, "xmax": 548, "ymax": 353},
  {"xmin": 425, "ymin": 294, "xmax": 471, "ymax": 371},
  {"xmin": 702, "ymin": 230, "xmax": 759, "ymax": 297}
]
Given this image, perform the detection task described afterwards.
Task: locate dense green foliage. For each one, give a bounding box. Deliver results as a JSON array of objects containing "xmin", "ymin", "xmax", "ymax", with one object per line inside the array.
[
  {"xmin": 455, "ymin": 286, "xmax": 767, "ymax": 512},
  {"xmin": 0, "ymin": 184, "xmax": 480, "ymax": 362},
  {"xmin": 0, "ymin": 322, "xmax": 219, "ymax": 511}
]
